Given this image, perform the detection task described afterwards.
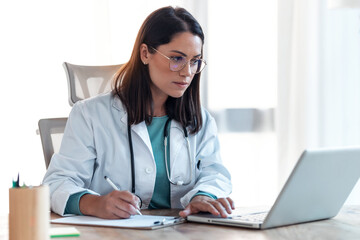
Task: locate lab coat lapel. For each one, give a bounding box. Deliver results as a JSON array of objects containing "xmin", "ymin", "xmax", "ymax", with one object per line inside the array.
[
  {"xmin": 131, "ymin": 122, "xmax": 153, "ymax": 154},
  {"xmin": 113, "ymin": 97, "xmax": 153, "ymax": 157}
]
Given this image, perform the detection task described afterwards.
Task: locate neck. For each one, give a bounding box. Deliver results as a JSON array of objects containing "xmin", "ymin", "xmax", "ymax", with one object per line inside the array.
[
  {"xmin": 151, "ymin": 91, "xmax": 168, "ymax": 117},
  {"xmin": 153, "ymin": 107, "xmax": 166, "ymax": 117}
]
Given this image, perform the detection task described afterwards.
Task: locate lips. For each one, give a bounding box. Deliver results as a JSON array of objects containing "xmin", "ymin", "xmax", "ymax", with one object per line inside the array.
[{"xmin": 173, "ymin": 82, "xmax": 189, "ymax": 88}]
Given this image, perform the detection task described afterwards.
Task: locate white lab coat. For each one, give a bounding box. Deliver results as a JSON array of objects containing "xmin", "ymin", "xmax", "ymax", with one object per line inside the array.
[{"xmin": 43, "ymin": 92, "xmax": 232, "ymax": 216}]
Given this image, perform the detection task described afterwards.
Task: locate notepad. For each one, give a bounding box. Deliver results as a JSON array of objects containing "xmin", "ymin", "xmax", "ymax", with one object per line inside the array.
[
  {"xmin": 51, "ymin": 215, "xmax": 184, "ymax": 230},
  {"xmin": 50, "ymin": 227, "xmax": 80, "ymax": 238}
]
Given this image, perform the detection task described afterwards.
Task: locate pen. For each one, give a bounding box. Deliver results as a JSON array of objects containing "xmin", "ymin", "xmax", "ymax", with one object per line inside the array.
[
  {"xmin": 104, "ymin": 176, "xmax": 118, "ymax": 190},
  {"xmin": 153, "ymin": 218, "xmax": 166, "ymax": 225},
  {"xmin": 104, "ymin": 176, "xmax": 142, "ymax": 216},
  {"xmin": 12, "ymin": 173, "xmax": 20, "ymax": 188},
  {"xmin": 153, "ymin": 217, "xmax": 182, "ymax": 225},
  {"xmin": 16, "ymin": 173, "xmax": 20, "ymax": 187}
]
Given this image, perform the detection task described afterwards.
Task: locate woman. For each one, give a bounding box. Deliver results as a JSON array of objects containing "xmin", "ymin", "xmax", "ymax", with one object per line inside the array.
[{"xmin": 43, "ymin": 6, "xmax": 234, "ymax": 219}]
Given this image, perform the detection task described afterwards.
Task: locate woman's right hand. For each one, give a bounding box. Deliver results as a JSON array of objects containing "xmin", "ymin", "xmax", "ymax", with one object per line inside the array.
[{"xmin": 79, "ymin": 190, "xmax": 141, "ymax": 219}]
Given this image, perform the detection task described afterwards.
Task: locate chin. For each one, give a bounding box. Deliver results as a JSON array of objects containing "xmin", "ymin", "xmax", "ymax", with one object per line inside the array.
[{"xmin": 169, "ymin": 91, "xmax": 186, "ymax": 98}]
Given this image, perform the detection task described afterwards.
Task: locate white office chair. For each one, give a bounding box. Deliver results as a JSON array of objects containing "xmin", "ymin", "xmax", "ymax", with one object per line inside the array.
[
  {"xmin": 63, "ymin": 62, "xmax": 122, "ymax": 106},
  {"xmin": 38, "ymin": 62, "xmax": 122, "ymax": 168},
  {"xmin": 38, "ymin": 118, "xmax": 67, "ymax": 169}
]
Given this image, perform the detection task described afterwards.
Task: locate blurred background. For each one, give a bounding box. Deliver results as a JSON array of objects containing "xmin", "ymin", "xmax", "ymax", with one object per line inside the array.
[{"xmin": 1, "ymin": 0, "xmax": 359, "ymax": 214}]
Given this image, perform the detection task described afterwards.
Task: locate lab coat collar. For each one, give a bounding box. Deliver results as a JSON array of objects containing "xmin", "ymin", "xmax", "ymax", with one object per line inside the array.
[
  {"xmin": 111, "ymin": 93, "xmax": 127, "ymax": 125},
  {"xmin": 111, "ymin": 94, "xmax": 184, "ymax": 131},
  {"xmin": 112, "ymin": 93, "xmax": 125, "ymax": 111},
  {"xmin": 111, "ymin": 93, "xmax": 185, "ymax": 154}
]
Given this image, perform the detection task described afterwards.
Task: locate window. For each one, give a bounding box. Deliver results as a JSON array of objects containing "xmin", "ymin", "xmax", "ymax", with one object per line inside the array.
[{"xmin": 207, "ymin": 0, "xmax": 278, "ymax": 206}]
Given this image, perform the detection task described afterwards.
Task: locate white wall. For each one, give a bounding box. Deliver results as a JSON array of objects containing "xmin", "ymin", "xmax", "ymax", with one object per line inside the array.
[
  {"xmin": 0, "ymin": 0, "xmax": 201, "ymax": 214},
  {"xmin": 4, "ymin": 0, "xmax": 354, "ymax": 216},
  {"xmin": 0, "ymin": 0, "xmax": 279, "ymax": 214}
]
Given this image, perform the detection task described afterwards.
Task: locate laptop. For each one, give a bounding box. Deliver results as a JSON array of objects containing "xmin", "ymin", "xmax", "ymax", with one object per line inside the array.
[{"xmin": 187, "ymin": 146, "xmax": 360, "ymax": 229}]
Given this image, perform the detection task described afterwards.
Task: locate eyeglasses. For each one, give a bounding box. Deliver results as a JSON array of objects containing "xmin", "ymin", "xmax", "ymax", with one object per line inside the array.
[{"xmin": 150, "ymin": 46, "xmax": 206, "ymax": 74}]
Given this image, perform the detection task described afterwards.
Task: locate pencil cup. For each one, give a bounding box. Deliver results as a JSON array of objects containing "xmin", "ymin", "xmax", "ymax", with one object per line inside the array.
[{"xmin": 9, "ymin": 185, "xmax": 50, "ymax": 240}]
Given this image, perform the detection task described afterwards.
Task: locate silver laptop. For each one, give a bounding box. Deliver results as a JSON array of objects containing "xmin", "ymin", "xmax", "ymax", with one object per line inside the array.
[{"xmin": 187, "ymin": 146, "xmax": 360, "ymax": 229}]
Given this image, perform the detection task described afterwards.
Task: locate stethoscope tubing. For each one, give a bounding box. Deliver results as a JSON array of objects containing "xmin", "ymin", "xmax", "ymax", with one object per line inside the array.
[
  {"xmin": 127, "ymin": 117, "xmax": 193, "ymax": 194},
  {"xmin": 163, "ymin": 118, "xmax": 192, "ymax": 185},
  {"xmin": 127, "ymin": 124, "xmax": 136, "ymax": 193},
  {"xmin": 164, "ymin": 134, "xmax": 193, "ymax": 186}
]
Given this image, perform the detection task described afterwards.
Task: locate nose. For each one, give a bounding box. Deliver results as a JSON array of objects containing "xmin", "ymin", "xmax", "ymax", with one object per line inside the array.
[{"xmin": 179, "ymin": 62, "xmax": 192, "ymax": 77}]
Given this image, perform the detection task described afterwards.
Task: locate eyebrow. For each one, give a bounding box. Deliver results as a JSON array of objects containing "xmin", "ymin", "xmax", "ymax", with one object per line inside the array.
[{"xmin": 170, "ymin": 50, "xmax": 202, "ymax": 58}]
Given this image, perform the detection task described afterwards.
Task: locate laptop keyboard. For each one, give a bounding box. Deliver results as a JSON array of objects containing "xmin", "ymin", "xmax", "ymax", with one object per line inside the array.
[{"xmin": 228, "ymin": 211, "xmax": 268, "ymax": 223}]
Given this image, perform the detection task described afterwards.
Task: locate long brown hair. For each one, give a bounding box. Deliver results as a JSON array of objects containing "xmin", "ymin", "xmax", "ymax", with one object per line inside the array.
[{"xmin": 113, "ymin": 6, "xmax": 204, "ymax": 134}]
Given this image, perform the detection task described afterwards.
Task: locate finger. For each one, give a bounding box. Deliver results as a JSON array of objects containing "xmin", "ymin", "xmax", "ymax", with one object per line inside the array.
[
  {"xmin": 107, "ymin": 192, "xmax": 140, "ymax": 216},
  {"xmin": 127, "ymin": 192, "xmax": 142, "ymax": 210},
  {"xmin": 112, "ymin": 191, "xmax": 140, "ymax": 210},
  {"xmin": 217, "ymin": 198, "xmax": 233, "ymax": 214},
  {"xmin": 227, "ymin": 197, "xmax": 236, "ymax": 209},
  {"xmin": 135, "ymin": 195, "xmax": 142, "ymax": 209},
  {"xmin": 179, "ymin": 206, "xmax": 192, "ymax": 218},
  {"xmin": 102, "ymin": 199, "xmax": 132, "ymax": 219},
  {"xmin": 115, "ymin": 199, "xmax": 140, "ymax": 216},
  {"xmin": 111, "ymin": 207, "xmax": 132, "ymax": 219},
  {"xmin": 211, "ymin": 201, "xmax": 228, "ymax": 218},
  {"xmin": 180, "ymin": 202, "xmax": 213, "ymax": 218},
  {"xmin": 191, "ymin": 201, "xmax": 220, "ymax": 216}
]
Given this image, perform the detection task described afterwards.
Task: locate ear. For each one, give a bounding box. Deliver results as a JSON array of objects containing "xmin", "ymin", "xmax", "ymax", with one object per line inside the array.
[{"xmin": 140, "ymin": 43, "xmax": 151, "ymax": 65}]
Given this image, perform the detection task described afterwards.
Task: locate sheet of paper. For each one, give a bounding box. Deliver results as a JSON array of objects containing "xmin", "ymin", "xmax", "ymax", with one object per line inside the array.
[
  {"xmin": 51, "ymin": 215, "xmax": 182, "ymax": 229},
  {"xmin": 50, "ymin": 227, "xmax": 80, "ymax": 238}
]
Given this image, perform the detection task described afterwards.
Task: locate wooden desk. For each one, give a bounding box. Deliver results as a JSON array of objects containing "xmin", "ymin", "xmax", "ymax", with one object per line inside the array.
[{"xmin": 1, "ymin": 206, "xmax": 359, "ymax": 240}]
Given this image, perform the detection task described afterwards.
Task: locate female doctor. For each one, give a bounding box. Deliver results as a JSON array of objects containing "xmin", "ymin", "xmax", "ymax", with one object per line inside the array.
[{"xmin": 43, "ymin": 6, "xmax": 234, "ymax": 219}]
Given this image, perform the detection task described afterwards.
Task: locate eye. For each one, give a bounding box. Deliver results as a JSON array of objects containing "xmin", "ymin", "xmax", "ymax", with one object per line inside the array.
[
  {"xmin": 190, "ymin": 59, "xmax": 201, "ymax": 66},
  {"xmin": 170, "ymin": 56, "xmax": 185, "ymax": 63}
]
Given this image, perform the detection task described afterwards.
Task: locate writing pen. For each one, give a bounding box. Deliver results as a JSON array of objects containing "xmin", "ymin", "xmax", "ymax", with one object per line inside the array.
[
  {"xmin": 12, "ymin": 173, "xmax": 20, "ymax": 188},
  {"xmin": 104, "ymin": 176, "xmax": 142, "ymax": 216},
  {"xmin": 153, "ymin": 217, "xmax": 183, "ymax": 225}
]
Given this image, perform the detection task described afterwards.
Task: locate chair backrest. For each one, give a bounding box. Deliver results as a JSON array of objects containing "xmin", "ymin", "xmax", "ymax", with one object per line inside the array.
[
  {"xmin": 38, "ymin": 118, "xmax": 67, "ymax": 169},
  {"xmin": 63, "ymin": 62, "xmax": 122, "ymax": 106}
]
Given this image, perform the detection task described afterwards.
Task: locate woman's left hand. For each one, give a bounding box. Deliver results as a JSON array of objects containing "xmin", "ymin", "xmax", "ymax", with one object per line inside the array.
[{"xmin": 179, "ymin": 195, "xmax": 235, "ymax": 218}]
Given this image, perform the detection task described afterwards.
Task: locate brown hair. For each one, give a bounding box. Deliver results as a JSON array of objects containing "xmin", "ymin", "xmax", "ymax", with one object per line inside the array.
[{"xmin": 113, "ymin": 6, "xmax": 204, "ymax": 134}]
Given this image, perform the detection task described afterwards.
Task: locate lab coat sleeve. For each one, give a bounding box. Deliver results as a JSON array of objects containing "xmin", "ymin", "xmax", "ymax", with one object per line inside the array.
[
  {"xmin": 42, "ymin": 101, "xmax": 99, "ymax": 216},
  {"xmin": 180, "ymin": 110, "xmax": 232, "ymax": 207}
]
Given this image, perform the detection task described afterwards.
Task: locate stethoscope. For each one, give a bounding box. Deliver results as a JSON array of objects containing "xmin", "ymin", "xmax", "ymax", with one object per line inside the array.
[{"xmin": 127, "ymin": 117, "xmax": 193, "ymax": 194}]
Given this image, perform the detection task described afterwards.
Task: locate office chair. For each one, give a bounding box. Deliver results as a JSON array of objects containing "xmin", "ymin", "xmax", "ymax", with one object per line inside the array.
[
  {"xmin": 38, "ymin": 118, "xmax": 67, "ymax": 169},
  {"xmin": 38, "ymin": 62, "xmax": 122, "ymax": 167},
  {"xmin": 63, "ymin": 62, "xmax": 122, "ymax": 106}
]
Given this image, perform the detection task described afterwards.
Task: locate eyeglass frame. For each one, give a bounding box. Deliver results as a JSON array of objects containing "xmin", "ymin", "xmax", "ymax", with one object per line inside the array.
[{"xmin": 149, "ymin": 46, "xmax": 207, "ymax": 74}]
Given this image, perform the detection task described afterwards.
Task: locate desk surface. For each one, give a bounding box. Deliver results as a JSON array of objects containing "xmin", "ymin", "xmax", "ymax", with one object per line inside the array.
[{"xmin": 1, "ymin": 206, "xmax": 359, "ymax": 240}]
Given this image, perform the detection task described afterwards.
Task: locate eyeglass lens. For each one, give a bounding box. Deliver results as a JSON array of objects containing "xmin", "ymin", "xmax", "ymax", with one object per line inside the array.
[{"xmin": 169, "ymin": 57, "xmax": 205, "ymax": 74}]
